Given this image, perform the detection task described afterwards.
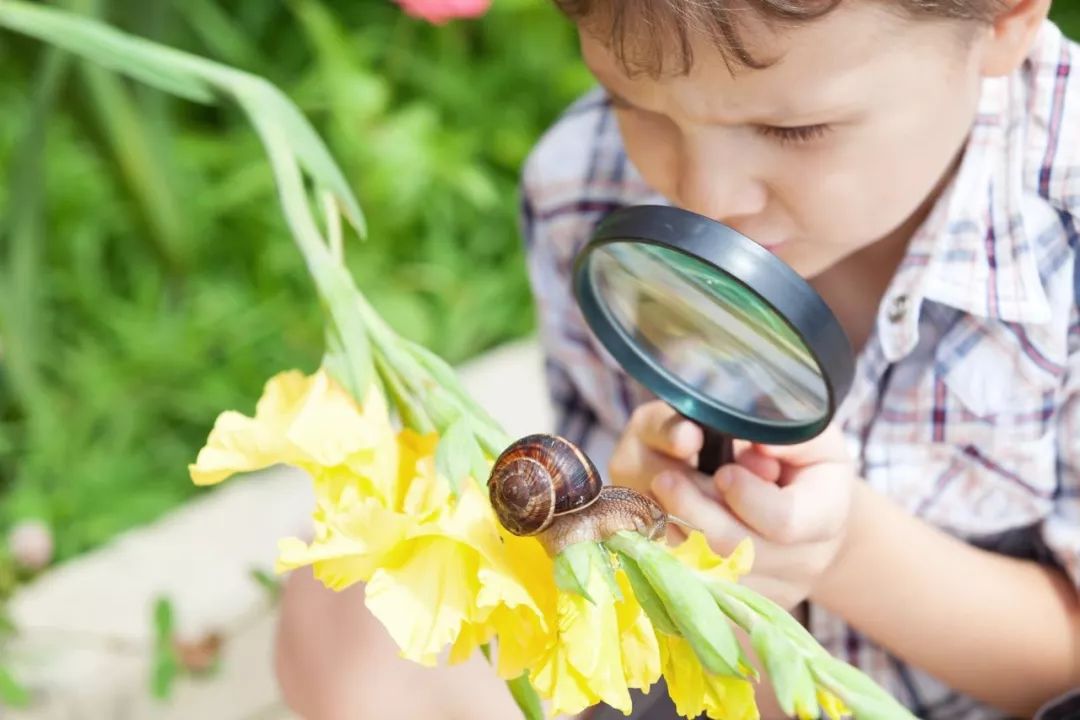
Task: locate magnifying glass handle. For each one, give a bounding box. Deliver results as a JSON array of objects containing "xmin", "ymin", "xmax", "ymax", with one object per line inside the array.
[{"xmin": 697, "ymin": 425, "xmax": 735, "ymax": 476}]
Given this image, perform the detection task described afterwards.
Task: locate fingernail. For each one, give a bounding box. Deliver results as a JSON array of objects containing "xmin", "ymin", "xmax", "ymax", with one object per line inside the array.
[{"xmin": 672, "ymin": 422, "xmax": 698, "ymax": 451}]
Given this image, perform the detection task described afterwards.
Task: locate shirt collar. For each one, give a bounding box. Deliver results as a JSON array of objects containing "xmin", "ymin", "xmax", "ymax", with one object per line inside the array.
[{"xmin": 876, "ymin": 54, "xmax": 1053, "ymax": 362}]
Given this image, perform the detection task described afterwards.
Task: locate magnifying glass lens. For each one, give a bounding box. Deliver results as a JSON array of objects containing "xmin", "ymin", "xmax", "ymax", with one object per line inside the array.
[{"xmin": 588, "ymin": 242, "xmax": 829, "ymax": 426}]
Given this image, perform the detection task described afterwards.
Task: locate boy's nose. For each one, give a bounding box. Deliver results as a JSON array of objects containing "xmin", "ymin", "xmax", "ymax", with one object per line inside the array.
[{"xmin": 673, "ymin": 138, "xmax": 767, "ymax": 225}]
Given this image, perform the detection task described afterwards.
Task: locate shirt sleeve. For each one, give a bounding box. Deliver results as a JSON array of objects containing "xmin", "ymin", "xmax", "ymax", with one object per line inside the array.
[
  {"xmin": 518, "ymin": 185, "xmax": 621, "ymax": 470},
  {"xmin": 1044, "ymin": 261, "xmax": 1080, "ymax": 586}
]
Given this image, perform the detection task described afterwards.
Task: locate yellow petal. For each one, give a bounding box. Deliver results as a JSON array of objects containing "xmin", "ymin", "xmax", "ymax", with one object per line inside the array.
[
  {"xmin": 275, "ymin": 492, "xmax": 412, "ymax": 590},
  {"xmin": 668, "ymin": 531, "xmax": 754, "ymax": 583},
  {"xmin": 614, "ymin": 570, "xmax": 662, "ymax": 692},
  {"xmin": 364, "ymin": 537, "xmax": 478, "ymax": 667},
  {"xmin": 188, "ymin": 369, "xmax": 313, "ymax": 485},
  {"xmin": 188, "ymin": 369, "xmax": 395, "ymax": 489},
  {"xmin": 659, "ymin": 634, "xmax": 758, "ymax": 720},
  {"xmin": 448, "ymin": 618, "xmax": 496, "ymax": 666},
  {"xmin": 530, "ymin": 565, "xmax": 633, "ymax": 717},
  {"xmin": 405, "ymin": 480, "xmax": 553, "ymax": 674},
  {"xmin": 397, "ymin": 429, "xmax": 447, "ymax": 516},
  {"xmin": 484, "ymin": 603, "xmax": 552, "ymax": 679},
  {"xmin": 484, "ymin": 531, "xmax": 557, "ymax": 678},
  {"xmin": 287, "ymin": 370, "xmax": 393, "ymax": 470},
  {"xmin": 254, "ymin": 368, "xmax": 313, "ymax": 418},
  {"xmin": 817, "ymin": 688, "xmax": 851, "ymax": 720},
  {"xmin": 416, "ymin": 480, "xmax": 550, "ymax": 625}
]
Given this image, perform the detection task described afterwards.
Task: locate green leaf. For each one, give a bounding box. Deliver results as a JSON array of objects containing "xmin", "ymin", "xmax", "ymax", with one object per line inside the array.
[
  {"xmin": 0, "ymin": 665, "xmax": 30, "ymax": 708},
  {"xmin": 150, "ymin": 595, "xmax": 178, "ymax": 699},
  {"xmin": 615, "ymin": 551, "xmax": 679, "ymax": 635},
  {"xmin": 553, "ymin": 541, "xmax": 596, "ymax": 603},
  {"xmin": 434, "ymin": 415, "xmax": 476, "ymax": 496},
  {"xmin": 812, "ymin": 656, "xmax": 918, "ymax": 720},
  {"xmin": 0, "ymin": 2, "xmax": 215, "ymax": 103},
  {"xmin": 714, "ymin": 578, "xmax": 821, "ymax": 654},
  {"xmin": 151, "ymin": 651, "xmax": 179, "ymax": 700},
  {"xmin": 751, "ymin": 623, "xmax": 818, "ymax": 718},
  {"xmin": 403, "ymin": 339, "xmax": 507, "ymax": 448},
  {"xmin": 241, "ymin": 79, "xmax": 366, "ymax": 238},
  {"xmin": 153, "ymin": 596, "xmax": 174, "ymax": 642},
  {"xmin": 595, "ymin": 544, "xmax": 622, "ymax": 602},
  {"xmin": 605, "ymin": 532, "xmax": 742, "ymax": 677}
]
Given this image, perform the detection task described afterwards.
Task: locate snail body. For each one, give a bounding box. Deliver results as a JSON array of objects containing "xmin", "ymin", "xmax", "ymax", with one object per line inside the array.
[{"xmin": 488, "ymin": 434, "xmax": 672, "ymax": 555}]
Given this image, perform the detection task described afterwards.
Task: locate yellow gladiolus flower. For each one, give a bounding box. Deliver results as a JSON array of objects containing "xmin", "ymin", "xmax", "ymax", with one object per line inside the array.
[
  {"xmin": 658, "ymin": 633, "xmax": 758, "ymax": 720},
  {"xmin": 188, "ymin": 368, "xmax": 399, "ymax": 504},
  {"xmin": 529, "ymin": 555, "xmax": 662, "ymax": 718},
  {"xmin": 188, "ymin": 368, "xmax": 552, "ymax": 672},
  {"xmin": 189, "ymin": 367, "xmax": 864, "ymax": 720},
  {"xmin": 649, "ymin": 532, "xmax": 759, "ymax": 720}
]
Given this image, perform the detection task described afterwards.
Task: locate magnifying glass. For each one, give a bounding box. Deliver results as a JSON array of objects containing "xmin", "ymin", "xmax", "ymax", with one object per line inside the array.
[{"xmin": 572, "ymin": 205, "xmax": 855, "ymax": 476}]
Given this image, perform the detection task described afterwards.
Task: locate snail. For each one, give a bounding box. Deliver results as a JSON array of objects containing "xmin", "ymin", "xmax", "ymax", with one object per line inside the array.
[{"xmin": 487, "ymin": 433, "xmax": 693, "ymax": 556}]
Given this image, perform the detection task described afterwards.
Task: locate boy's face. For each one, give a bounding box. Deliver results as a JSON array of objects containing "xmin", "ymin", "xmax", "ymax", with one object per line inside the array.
[{"xmin": 579, "ymin": 3, "xmax": 988, "ymax": 278}]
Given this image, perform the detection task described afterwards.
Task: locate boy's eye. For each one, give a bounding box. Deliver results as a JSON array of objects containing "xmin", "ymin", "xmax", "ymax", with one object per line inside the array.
[{"xmin": 757, "ymin": 124, "xmax": 833, "ymax": 145}]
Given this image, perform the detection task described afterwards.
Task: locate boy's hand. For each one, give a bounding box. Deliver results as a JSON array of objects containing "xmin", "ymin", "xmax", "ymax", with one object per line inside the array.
[
  {"xmin": 608, "ymin": 400, "xmax": 783, "ymax": 499},
  {"xmin": 613, "ymin": 400, "xmax": 857, "ymax": 610}
]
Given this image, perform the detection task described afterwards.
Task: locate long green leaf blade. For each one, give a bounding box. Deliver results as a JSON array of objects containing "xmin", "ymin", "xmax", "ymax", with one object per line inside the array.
[
  {"xmin": 606, "ymin": 532, "xmax": 742, "ymax": 676},
  {"xmin": 615, "ymin": 551, "xmax": 679, "ymax": 635},
  {"xmin": 0, "ymin": 1, "xmax": 215, "ymax": 103}
]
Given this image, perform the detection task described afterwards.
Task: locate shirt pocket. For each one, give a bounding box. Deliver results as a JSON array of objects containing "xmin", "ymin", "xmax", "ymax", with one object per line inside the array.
[
  {"xmin": 865, "ymin": 318, "xmax": 1062, "ymax": 536},
  {"xmin": 938, "ymin": 318, "xmax": 1062, "ymax": 445}
]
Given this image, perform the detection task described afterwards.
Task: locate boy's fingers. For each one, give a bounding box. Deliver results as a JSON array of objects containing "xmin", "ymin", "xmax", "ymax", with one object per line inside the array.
[
  {"xmin": 650, "ymin": 471, "xmax": 753, "ymax": 552},
  {"xmin": 754, "ymin": 428, "xmax": 849, "ymax": 468},
  {"xmin": 609, "ymin": 446, "xmax": 710, "ymax": 497},
  {"xmin": 629, "ymin": 401, "xmax": 702, "ymax": 460},
  {"xmin": 718, "ymin": 464, "xmax": 848, "ymax": 545},
  {"xmin": 732, "ymin": 447, "xmax": 782, "ymax": 484}
]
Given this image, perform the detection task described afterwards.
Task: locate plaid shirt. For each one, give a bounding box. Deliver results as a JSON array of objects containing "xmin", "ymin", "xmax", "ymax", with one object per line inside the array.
[{"xmin": 520, "ymin": 20, "xmax": 1080, "ymax": 720}]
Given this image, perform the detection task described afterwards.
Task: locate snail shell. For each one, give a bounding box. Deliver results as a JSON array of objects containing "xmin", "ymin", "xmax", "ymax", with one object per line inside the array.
[
  {"xmin": 488, "ymin": 434, "xmax": 602, "ymax": 536},
  {"xmin": 488, "ymin": 434, "xmax": 675, "ymax": 555}
]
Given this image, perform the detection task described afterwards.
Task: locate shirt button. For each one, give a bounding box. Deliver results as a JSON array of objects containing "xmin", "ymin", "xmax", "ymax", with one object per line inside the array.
[{"xmin": 887, "ymin": 294, "xmax": 909, "ymax": 323}]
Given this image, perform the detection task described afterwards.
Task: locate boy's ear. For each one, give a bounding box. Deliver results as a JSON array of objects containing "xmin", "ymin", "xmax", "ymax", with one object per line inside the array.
[{"xmin": 979, "ymin": 0, "xmax": 1052, "ymax": 77}]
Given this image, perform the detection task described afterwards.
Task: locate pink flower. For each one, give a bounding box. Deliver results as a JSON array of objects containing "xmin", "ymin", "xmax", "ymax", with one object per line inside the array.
[{"xmin": 394, "ymin": 0, "xmax": 491, "ymax": 24}]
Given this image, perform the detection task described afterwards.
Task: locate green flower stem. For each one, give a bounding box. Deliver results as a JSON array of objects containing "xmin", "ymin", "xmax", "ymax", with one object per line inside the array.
[
  {"xmin": 603, "ymin": 532, "xmax": 745, "ymax": 677},
  {"xmin": 372, "ymin": 349, "xmax": 436, "ymax": 434},
  {"xmin": 605, "ymin": 530, "xmax": 918, "ymax": 720},
  {"xmin": 706, "ymin": 578, "xmax": 918, "ymax": 720},
  {"xmin": 402, "ymin": 339, "xmax": 511, "ymax": 450}
]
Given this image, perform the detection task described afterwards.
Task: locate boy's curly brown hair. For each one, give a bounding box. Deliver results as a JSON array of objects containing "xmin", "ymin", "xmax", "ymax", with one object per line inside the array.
[{"xmin": 555, "ymin": 0, "xmax": 1009, "ymax": 76}]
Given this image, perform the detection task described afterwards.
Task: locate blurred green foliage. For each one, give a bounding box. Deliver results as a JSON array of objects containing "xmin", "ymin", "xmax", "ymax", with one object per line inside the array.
[
  {"xmin": 0, "ymin": 0, "xmax": 592, "ymax": 570},
  {"xmin": 0, "ymin": 2, "xmax": 1078, "ymax": 581}
]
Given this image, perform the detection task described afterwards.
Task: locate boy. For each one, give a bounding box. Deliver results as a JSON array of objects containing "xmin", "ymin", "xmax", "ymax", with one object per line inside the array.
[{"xmin": 274, "ymin": 1, "xmax": 1080, "ymax": 717}]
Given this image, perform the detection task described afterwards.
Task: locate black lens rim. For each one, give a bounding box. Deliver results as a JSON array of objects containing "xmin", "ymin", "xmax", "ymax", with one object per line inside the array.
[{"xmin": 572, "ymin": 205, "xmax": 854, "ymax": 444}]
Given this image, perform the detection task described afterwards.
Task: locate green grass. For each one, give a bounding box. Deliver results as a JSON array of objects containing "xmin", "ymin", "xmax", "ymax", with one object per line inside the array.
[{"xmin": 0, "ymin": 0, "xmax": 592, "ymax": 579}]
